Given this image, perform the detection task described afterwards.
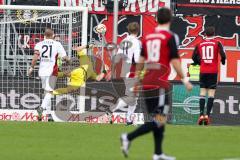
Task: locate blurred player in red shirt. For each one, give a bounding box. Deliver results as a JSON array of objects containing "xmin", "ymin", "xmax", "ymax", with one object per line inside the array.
[
  {"xmin": 192, "ymin": 26, "xmax": 226, "ymax": 125},
  {"xmin": 120, "ymin": 8, "xmax": 192, "ymax": 160}
]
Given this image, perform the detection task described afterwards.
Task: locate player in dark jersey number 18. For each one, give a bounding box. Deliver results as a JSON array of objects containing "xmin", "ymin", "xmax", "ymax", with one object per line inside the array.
[
  {"xmin": 120, "ymin": 8, "xmax": 192, "ymax": 160},
  {"xmin": 192, "ymin": 26, "xmax": 226, "ymax": 125}
]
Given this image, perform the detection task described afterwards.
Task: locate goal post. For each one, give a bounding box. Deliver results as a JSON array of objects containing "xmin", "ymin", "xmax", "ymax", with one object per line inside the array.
[
  {"xmin": 0, "ymin": 5, "xmax": 88, "ymax": 75},
  {"xmin": 0, "ymin": 5, "xmax": 88, "ymax": 45},
  {"xmin": 0, "ymin": 5, "xmax": 88, "ymax": 117},
  {"xmin": 0, "ymin": 5, "xmax": 88, "ymax": 42}
]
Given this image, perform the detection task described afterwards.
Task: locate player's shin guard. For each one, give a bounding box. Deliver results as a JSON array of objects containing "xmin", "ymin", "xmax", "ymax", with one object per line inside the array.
[
  {"xmin": 153, "ymin": 125, "xmax": 165, "ymax": 155},
  {"xmin": 206, "ymin": 97, "xmax": 214, "ymax": 116},
  {"xmin": 127, "ymin": 122, "xmax": 157, "ymax": 141},
  {"xmin": 199, "ymin": 96, "xmax": 206, "ymax": 116}
]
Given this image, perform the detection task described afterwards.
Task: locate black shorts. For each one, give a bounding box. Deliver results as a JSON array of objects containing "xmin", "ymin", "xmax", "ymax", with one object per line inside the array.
[
  {"xmin": 143, "ymin": 88, "xmax": 169, "ymax": 114},
  {"xmin": 200, "ymin": 73, "xmax": 218, "ymax": 89}
]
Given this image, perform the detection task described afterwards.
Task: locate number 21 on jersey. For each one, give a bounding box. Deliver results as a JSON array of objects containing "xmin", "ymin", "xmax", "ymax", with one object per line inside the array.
[
  {"xmin": 41, "ymin": 45, "xmax": 53, "ymax": 61},
  {"xmin": 146, "ymin": 39, "xmax": 161, "ymax": 62}
]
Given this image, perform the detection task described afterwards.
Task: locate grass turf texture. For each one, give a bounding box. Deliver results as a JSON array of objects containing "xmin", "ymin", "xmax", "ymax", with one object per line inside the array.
[{"xmin": 0, "ymin": 122, "xmax": 240, "ymax": 160}]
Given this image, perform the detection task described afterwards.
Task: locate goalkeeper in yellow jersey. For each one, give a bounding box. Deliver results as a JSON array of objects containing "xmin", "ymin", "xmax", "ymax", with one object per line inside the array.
[{"xmin": 52, "ymin": 45, "xmax": 106, "ymax": 95}]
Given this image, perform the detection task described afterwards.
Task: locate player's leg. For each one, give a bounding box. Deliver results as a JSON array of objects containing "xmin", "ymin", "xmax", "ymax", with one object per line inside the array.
[
  {"xmin": 198, "ymin": 88, "xmax": 207, "ymax": 125},
  {"xmin": 205, "ymin": 74, "xmax": 217, "ymax": 125},
  {"xmin": 53, "ymin": 68, "xmax": 85, "ymax": 95},
  {"xmin": 111, "ymin": 78, "xmax": 130, "ymax": 112},
  {"xmin": 107, "ymin": 97, "xmax": 126, "ymax": 124},
  {"xmin": 112, "ymin": 96, "xmax": 137, "ymax": 125},
  {"xmin": 152, "ymin": 91, "xmax": 175, "ymax": 160},
  {"xmin": 121, "ymin": 88, "xmax": 174, "ymax": 159},
  {"xmin": 39, "ymin": 76, "xmax": 57, "ymax": 121},
  {"xmin": 121, "ymin": 121, "xmax": 158, "ymax": 157},
  {"xmin": 126, "ymin": 102, "xmax": 137, "ymax": 125},
  {"xmin": 111, "ymin": 98, "xmax": 128, "ymax": 112},
  {"xmin": 107, "ymin": 79, "xmax": 128, "ymax": 124},
  {"xmin": 204, "ymin": 89, "xmax": 215, "ymax": 125},
  {"xmin": 107, "ymin": 97, "xmax": 135, "ymax": 125},
  {"xmin": 206, "ymin": 89, "xmax": 216, "ymax": 116},
  {"xmin": 53, "ymin": 85, "xmax": 80, "ymax": 95},
  {"xmin": 153, "ymin": 125, "xmax": 164, "ymax": 155},
  {"xmin": 38, "ymin": 76, "xmax": 46, "ymax": 121},
  {"xmin": 198, "ymin": 73, "xmax": 207, "ymax": 125},
  {"xmin": 120, "ymin": 89, "xmax": 160, "ymax": 157},
  {"xmin": 125, "ymin": 78, "xmax": 138, "ymax": 125},
  {"xmin": 152, "ymin": 125, "xmax": 175, "ymax": 160},
  {"xmin": 152, "ymin": 120, "xmax": 175, "ymax": 160}
]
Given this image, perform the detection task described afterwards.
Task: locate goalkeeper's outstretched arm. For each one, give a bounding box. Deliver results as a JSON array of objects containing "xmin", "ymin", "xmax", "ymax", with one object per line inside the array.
[
  {"xmin": 73, "ymin": 44, "xmax": 93, "ymax": 52},
  {"xmin": 62, "ymin": 56, "xmax": 71, "ymax": 64}
]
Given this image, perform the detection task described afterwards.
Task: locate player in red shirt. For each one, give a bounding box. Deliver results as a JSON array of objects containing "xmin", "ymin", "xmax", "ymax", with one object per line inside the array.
[
  {"xmin": 192, "ymin": 26, "xmax": 226, "ymax": 125},
  {"xmin": 120, "ymin": 8, "xmax": 192, "ymax": 160}
]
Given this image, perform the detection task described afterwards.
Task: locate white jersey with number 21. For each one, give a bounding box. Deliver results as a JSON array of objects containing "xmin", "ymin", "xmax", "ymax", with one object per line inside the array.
[{"xmin": 34, "ymin": 39, "xmax": 67, "ymax": 77}]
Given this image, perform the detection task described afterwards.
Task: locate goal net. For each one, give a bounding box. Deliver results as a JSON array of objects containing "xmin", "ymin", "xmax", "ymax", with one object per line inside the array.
[{"xmin": 0, "ymin": 5, "xmax": 88, "ymax": 120}]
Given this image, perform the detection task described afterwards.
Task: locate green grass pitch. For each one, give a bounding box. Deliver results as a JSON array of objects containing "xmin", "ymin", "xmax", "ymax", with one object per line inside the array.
[{"xmin": 0, "ymin": 121, "xmax": 240, "ymax": 160}]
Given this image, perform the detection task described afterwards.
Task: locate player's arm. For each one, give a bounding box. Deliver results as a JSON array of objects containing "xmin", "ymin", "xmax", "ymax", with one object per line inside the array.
[
  {"xmin": 58, "ymin": 43, "xmax": 71, "ymax": 64},
  {"xmin": 28, "ymin": 46, "xmax": 40, "ymax": 76},
  {"xmin": 218, "ymin": 42, "xmax": 226, "ymax": 65},
  {"xmin": 31, "ymin": 51, "xmax": 39, "ymax": 68},
  {"xmin": 135, "ymin": 55, "xmax": 145, "ymax": 77},
  {"xmin": 134, "ymin": 38, "xmax": 146, "ymax": 78},
  {"xmin": 133, "ymin": 40, "xmax": 142, "ymax": 64},
  {"xmin": 169, "ymin": 35, "xmax": 192, "ymax": 91},
  {"xmin": 73, "ymin": 44, "xmax": 93, "ymax": 52},
  {"xmin": 192, "ymin": 46, "xmax": 201, "ymax": 65},
  {"xmin": 134, "ymin": 40, "xmax": 145, "ymax": 79},
  {"xmin": 62, "ymin": 56, "xmax": 71, "ymax": 64}
]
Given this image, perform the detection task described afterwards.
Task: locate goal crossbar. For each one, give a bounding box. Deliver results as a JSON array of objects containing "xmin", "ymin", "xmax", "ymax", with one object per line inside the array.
[
  {"xmin": 0, "ymin": 5, "xmax": 88, "ymax": 46},
  {"xmin": 0, "ymin": 5, "xmax": 88, "ymax": 12}
]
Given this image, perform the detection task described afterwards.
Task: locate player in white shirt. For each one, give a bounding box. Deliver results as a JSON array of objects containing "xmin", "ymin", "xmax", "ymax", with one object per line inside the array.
[
  {"xmin": 107, "ymin": 22, "xmax": 141, "ymax": 125},
  {"xmin": 28, "ymin": 28, "xmax": 70, "ymax": 121}
]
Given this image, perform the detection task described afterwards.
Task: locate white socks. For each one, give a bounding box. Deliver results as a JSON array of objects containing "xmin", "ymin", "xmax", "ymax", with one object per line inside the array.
[
  {"xmin": 126, "ymin": 105, "xmax": 136, "ymax": 123},
  {"xmin": 112, "ymin": 98, "xmax": 137, "ymax": 123},
  {"xmin": 112, "ymin": 98, "xmax": 127, "ymax": 112},
  {"xmin": 41, "ymin": 92, "xmax": 52, "ymax": 114}
]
